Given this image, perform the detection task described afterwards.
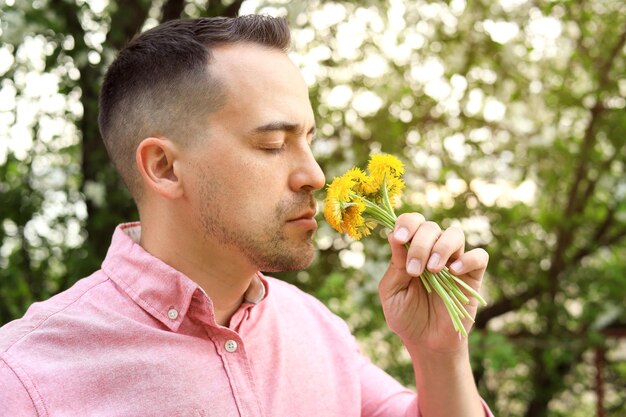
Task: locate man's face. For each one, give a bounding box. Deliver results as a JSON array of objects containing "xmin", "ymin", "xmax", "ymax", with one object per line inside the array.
[{"xmin": 181, "ymin": 43, "xmax": 325, "ymax": 272}]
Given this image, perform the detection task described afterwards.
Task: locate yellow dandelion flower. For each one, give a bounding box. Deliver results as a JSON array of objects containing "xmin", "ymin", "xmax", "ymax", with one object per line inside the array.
[
  {"xmin": 365, "ymin": 154, "xmax": 406, "ymax": 205},
  {"xmin": 385, "ymin": 175, "xmax": 405, "ymax": 204},
  {"xmin": 367, "ymin": 154, "xmax": 405, "ymax": 184},
  {"xmin": 341, "ymin": 199, "xmax": 369, "ymax": 239},
  {"xmin": 323, "ymin": 175, "xmax": 353, "ymax": 233},
  {"xmin": 343, "ymin": 167, "xmax": 377, "ymax": 196},
  {"xmin": 324, "ymin": 172, "xmax": 377, "ymax": 239}
]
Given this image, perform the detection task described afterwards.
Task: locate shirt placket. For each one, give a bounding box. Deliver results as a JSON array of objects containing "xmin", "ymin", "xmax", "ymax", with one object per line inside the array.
[
  {"xmin": 209, "ymin": 327, "xmax": 264, "ymax": 417},
  {"xmin": 193, "ymin": 290, "xmax": 264, "ymax": 417}
]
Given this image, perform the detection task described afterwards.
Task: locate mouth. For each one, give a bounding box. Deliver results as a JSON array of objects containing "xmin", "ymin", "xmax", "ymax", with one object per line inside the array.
[
  {"xmin": 286, "ymin": 208, "xmax": 318, "ymax": 230},
  {"xmin": 289, "ymin": 210, "xmax": 317, "ymax": 221}
]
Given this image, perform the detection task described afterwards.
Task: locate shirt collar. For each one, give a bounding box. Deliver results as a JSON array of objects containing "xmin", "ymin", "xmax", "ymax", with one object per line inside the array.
[{"xmin": 101, "ymin": 222, "xmax": 267, "ymax": 331}]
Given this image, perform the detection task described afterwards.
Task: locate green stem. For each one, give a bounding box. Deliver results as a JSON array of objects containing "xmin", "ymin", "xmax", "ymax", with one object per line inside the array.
[
  {"xmin": 445, "ymin": 284, "xmax": 474, "ymax": 322},
  {"xmin": 442, "ymin": 269, "xmax": 487, "ymax": 306},
  {"xmin": 362, "ymin": 199, "xmax": 396, "ymax": 226},
  {"xmin": 380, "ymin": 176, "xmax": 397, "ymax": 220},
  {"xmin": 425, "ymin": 271, "xmax": 467, "ymax": 337},
  {"xmin": 441, "ymin": 272, "xmax": 470, "ymax": 304}
]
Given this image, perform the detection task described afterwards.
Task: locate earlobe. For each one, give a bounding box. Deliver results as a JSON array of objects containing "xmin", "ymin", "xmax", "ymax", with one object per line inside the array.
[{"xmin": 136, "ymin": 137, "xmax": 183, "ymax": 200}]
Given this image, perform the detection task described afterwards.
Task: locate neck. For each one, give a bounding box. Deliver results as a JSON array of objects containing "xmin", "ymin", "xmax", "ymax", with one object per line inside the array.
[{"xmin": 138, "ymin": 214, "xmax": 257, "ymax": 327}]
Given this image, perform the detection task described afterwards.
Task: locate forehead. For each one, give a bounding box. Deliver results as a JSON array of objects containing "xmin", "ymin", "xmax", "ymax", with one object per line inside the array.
[{"xmin": 208, "ymin": 43, "xmax": 314, "ymax": 125}]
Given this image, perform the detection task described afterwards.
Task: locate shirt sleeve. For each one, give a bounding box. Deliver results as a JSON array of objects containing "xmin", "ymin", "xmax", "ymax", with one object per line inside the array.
[
  {"xmin": 299, "ymin": 285, "xmax": 494, "ymax": 416},
  {"xmin": 358, "ymin": 353, "xmax": 419, "ymax": 417},
  {"xmin": 0, "ymin": 356, "xmax": 39, "ymax": 416},
  {"xmin": 356, "ymin": 347, "xmax": 494, "ymax": 417}
]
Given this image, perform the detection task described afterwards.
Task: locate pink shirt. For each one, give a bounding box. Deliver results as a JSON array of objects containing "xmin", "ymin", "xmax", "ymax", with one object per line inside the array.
[{"xmin": 1, "ymin": 223, "xmax": 492, "ymax": 416}]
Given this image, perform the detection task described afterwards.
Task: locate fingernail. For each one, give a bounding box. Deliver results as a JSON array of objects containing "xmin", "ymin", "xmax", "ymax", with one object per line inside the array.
[
  {"xmin": 427, "ymin": 253, "xmax": 441, "ymax": 270},
  {"xmin": 407, "ymin": 259, "xmax": 421, "ymax": 276},
  {"xmin": 450, "ymin": 260, "xmax": 463, "ymax": 273},
  {"xmin": 394, "ymin": 227, "xmax": 409, "ymax": 242}
]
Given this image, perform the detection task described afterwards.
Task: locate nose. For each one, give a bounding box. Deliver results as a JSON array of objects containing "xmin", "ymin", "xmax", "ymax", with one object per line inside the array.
[{"xmin": 289, "ymin": 145, "xmax": 326, "ymax": 192}]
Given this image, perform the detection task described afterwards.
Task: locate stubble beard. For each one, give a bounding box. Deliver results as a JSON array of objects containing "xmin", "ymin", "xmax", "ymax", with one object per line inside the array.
[{"xmin": 199, "ymin": 190, "xmax": 317, "ymax": 273}]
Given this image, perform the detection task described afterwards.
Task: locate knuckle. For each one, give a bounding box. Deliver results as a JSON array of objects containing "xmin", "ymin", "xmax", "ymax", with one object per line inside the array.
[
  {"xmin": 476, "ymin": 247, "xmax": 489, "ymax": 260},
  {"xmin": 414, "ymin": 213, "xmax": 426, "ymax": 223},
  {"xmin": 422, "ymin": 221, "xmax": 441, "ymax": 232},
  {"xmin": 396, "ymin": 213, "xmax": 411, "ymax": 222},
  {"xmin": 447, "ymin": 225, "xmax": 464, "ymax": 237},
  {"xmin": 470, "ymin": 248, "xmax": 489, "ymax": 267},
  {"xmin": 434, "ymin": 239, "xmax": 454, "ymax": 255},
  {"xmin": 437, "ymin": 227, "xmax": 465, "ymax": 250},
  {"xmin": 395, "ymin": 213, "xmax": 426, "ymax": 234},
  {"xmin": 408, "ymin": 242, "xmax": 432, "ymax": 256},
  {"xmin": 479, "ymin": 249, "xmax": 490, "ymax": 265}
]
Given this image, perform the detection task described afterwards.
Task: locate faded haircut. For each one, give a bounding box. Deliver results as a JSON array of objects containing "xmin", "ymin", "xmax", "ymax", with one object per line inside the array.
[{"xmin": 98, "ymin": 15, "xmax": 291, "ymax": 202}]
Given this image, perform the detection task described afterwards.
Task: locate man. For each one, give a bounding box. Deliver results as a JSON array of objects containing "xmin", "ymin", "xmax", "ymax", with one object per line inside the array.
[{"xmin": 0, "ymin": 16, "xmax": 492, "ymax": 416}]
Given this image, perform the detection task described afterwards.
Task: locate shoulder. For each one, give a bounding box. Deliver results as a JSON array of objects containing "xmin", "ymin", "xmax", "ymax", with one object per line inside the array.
[
  {"xmin": 0, "ymin": 271, "xmax": 110, "ymax": 353},
  {"xmin": 0, "ymin": 272, "xmax": 116, "ymax": 416}
]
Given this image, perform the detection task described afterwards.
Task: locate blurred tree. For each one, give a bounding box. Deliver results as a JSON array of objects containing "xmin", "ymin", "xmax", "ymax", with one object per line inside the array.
[{"xmin": 0, "ymin": 1, "xmax": 625, "ymax": 416}]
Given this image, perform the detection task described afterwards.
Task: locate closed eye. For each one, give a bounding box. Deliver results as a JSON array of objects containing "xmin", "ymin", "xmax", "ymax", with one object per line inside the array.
[{"xmin": 261, "ymin": 143, "xmax": 286, "ymax": 154}]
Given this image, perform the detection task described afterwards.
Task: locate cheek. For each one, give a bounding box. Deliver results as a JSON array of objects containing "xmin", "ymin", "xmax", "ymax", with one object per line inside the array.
[
  {"xmin": 194, "ymin": 148, "xmax": 288, "ymax": 210},
  {"xmin": 231, "ymin": 160, "xmax": 286, "ymax": 194}
]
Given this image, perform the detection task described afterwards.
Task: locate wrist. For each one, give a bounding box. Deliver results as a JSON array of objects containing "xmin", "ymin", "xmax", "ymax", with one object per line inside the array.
[
  {"xmin": 405, "ymin": 341, "xmax": 473, "ymax": 390},
  {"xmin": 407, "ymin": 342, "xmax": 470, "ymax": 369},
  {"xmin": 406, "ymin": 342, "xmax": 483, "ymax": 417},
  {"xmin": 402, "ymin": 335, "xmax": 470, "ymax": 359}
]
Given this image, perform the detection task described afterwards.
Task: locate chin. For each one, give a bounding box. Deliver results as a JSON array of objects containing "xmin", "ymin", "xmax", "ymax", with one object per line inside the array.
[{"xmin": 259, "ymin": 246, "xmax": 315, "ymax": 273}]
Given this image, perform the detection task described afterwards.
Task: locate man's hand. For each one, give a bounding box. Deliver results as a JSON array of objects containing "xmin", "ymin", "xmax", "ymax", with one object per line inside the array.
[{"xmin": 378, "ymin": 212, "xmax": 489, "ymax": 353}]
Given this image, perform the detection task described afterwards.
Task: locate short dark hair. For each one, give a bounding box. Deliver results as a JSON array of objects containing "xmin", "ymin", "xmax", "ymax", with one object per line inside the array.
[{"xmin": 98, "ymin": 15, "xmax": 291, "ymax": 201}]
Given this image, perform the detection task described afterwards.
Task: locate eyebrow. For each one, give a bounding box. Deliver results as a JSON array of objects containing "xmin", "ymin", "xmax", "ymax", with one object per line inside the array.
[{"xmin": 251, "ymin": 121, "xmax": 316, "ymax": 136}]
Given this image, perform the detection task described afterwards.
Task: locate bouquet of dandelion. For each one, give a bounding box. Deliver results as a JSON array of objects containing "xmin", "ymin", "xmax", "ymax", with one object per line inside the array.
[{"xmin": 323, "ymin": 154, "xmax": 486, "ymax": 337}]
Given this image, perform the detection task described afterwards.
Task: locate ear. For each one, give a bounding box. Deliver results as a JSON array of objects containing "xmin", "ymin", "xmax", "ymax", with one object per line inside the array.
[{"xmin": 136, "ymin": 137, "xmax": 183, "ymax": 200}]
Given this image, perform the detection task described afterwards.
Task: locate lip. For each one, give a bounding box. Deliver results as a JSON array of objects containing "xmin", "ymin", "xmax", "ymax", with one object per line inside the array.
[
  {"xmin": 287, "ymin": 217, "xmax": 318, "ymax": 230},
  {"xmin": 289, "ymin": 210, "xmax": 317, "ymax": 221},
  {"xmin": 287, "ymin": 210, "xmax": 318, "ymax": 229}
]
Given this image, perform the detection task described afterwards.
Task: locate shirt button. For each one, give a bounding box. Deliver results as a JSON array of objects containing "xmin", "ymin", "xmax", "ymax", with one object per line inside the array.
[
  {"xmin": 224, "ymin": 339, "xmax": 238, "ymax": 353},
  {"xmin": 167, "ymin": 308, "xmax": 178, "ymax": 320}
]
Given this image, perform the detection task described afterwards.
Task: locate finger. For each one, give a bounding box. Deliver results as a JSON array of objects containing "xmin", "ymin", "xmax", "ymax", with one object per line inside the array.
[
  {"xmin": 391, "ymin": 212, "xmax": 426, "ymax": 244},
  {"xmin": 382, "ymin": 213, "xmax": 427, "ymax": 293},
  {"xmin": 389, "ymin": 213, "xmax": 426, "ymax": 267},
  {"xmin": 427, "ymin": 226, "xmax": 465, "ymax": 273},
  {"xmin": 448, "ymin": 248, "xmax": 489, "ymax": 287},
  {"xmin": 405, "ymin": 221, "xmax": 442, "ymax": 277}
]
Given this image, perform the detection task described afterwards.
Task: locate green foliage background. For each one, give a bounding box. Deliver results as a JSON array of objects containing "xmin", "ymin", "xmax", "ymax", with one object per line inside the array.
[{"xmin": 1, "ymin": 1, "xmax": 625, "ymax": 416}]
